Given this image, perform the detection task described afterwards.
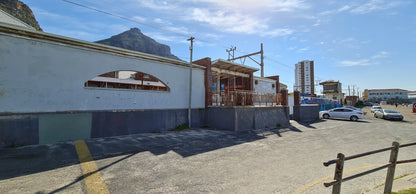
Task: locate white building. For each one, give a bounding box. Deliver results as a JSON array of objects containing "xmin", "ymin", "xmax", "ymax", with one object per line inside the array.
[
  {"xmin": 294, "ymin": 60, "xmax": 314, "ymax": 95},
  {"xmin": 363, "ymin": 89, "xmax": 408, "ymax": 101},
  {"xmin": 0, "ymin": 9, "xmax": 36, "ymax": 30},
  {"xmin": 407, "ymin": 91, "xmax": 416, "ymax": 103},
  {"xmin": 253, "ymin": 76, "xmax": 277, "ymax": 94}
]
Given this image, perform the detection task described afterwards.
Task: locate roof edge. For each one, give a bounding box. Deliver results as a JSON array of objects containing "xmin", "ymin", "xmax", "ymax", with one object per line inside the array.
[{"xmin": 0, "ymin": 23, "xmax": 205, "ymax": 70}]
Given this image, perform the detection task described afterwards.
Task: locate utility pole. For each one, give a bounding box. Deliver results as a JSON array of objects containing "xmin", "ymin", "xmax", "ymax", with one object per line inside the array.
[
  {"xmin": 231, "ymin": 43, "xmax": 265, "ymax": 77},
  {"xmin": 187, "ymin": 37, "xmax": 194, "ymax": 128},
  {"xmin": 352, "ymin": 85, "xmax": 355, "ymax": 96},
  {"xmin": 348, "ymin": 85, "xmax": 351, "ymax": 96},
  {"xmin": 226, "ymin": 46, "xmax": 236, "ymax": 61},
  {"xmin": 260, "ymin": 43, "xmax": 264, "ymax": 77}
]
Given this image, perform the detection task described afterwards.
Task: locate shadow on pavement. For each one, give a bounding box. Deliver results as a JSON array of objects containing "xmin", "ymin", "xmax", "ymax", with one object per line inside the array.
[{"xmin": 0, "ymin": 125, "xmax": 308, "ymax": 181}]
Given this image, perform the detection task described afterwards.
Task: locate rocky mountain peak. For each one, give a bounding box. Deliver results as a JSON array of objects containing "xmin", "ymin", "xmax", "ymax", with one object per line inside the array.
[
  {"xmin": 0, "ymin": 0, "xmax": 42, "ymax": 31},
  {"xmin": 95, "ymin": 28, "xmax": 181, "ymax": 61}
]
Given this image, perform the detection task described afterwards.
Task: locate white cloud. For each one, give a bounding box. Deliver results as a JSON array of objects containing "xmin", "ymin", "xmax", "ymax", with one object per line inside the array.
[
  {"xmin": 350, "ymin": 0, "xmax": 403, "ymax": 14},
  {"xmin": 339, "ymin": 59, "xmax": 374, "ymax": 66},
  {"xmin": 154, "ymin": 18, "xmax": 163, "ymax": 24},
  {"xmin": 313, "ymin": 19, "xmax": 321, "ymax": 26},
  {"xmin": 135, "ymin": 0, "xmax": 178, "ymax": 10},
  {"xmin": 191, "ymin": 8, "xmax": 293, "ymax": 37},
  {"xmin": 145, "ymin": 32, "xmax": 188, "ymax": 44},
  {"xmin": 193, "ymin": 0, "xmax": 309, "ymax": 12},
  {"xmin": 297, "ymin": 47, "xmax": 309, "ymax": 53},
  {"xmin": 371, "ymin": 51, "xmax": 389, "ymax": 59},
  {"xmin": 319, "ymin": 5, "xmax": 351, "ymax": 16},
  {"xmin": 338, "ymin": 5, "xmax": 351, "ymax": 12},
  {"xmin": 131, "ymin": 16, "xmax": 146, "ymax": 23},
  {"xmin": 263, "ymin": 28, "xmax": 294, "ymax": 37}
]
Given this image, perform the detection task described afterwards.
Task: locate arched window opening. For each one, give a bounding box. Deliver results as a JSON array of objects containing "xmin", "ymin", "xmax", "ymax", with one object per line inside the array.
[{"xmin": 84, "ymin": 71, "xmax": 169, "ymax": 91}]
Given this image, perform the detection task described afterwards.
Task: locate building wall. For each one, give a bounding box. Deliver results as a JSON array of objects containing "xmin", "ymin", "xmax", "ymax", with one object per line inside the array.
[
  {"xmin": 0, "ymin": 109, "xmax": 206, "ymax": 147},
  {"xmin": 366, "ymin": 90, "xmax": 408, "ymax": 100},
  {"xmin": 294, "ymin": 60, "xmax": 314, "ymax": 94},
  {"xmin": 253, "ymin": 76, "xmax": 276, "ymax": 93},
  {"xmin": 0, "ymin": 32, "xmax": 205, "ymax": 113}
]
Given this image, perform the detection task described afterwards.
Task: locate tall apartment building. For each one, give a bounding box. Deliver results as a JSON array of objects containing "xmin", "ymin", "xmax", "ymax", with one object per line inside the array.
[{"xmin": 294, "ymin": 60, "xmax": 314, "ymax": 95}]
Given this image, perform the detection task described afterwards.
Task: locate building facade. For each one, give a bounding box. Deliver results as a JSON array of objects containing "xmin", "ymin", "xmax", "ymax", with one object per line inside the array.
[
  {"xmin": 409, "ymin": 91, "xmax": 416, "ymax": 103},
  {"xmin": 0, "ymin": 22, "xmax": 292, "ymax": 147},
  {"xmin": 319, "ymin": 79, "xmax": 343, "ymax": 101},
  {"xmin": 294, "ymin": 60, "xmax": 314, "ymax": 95},
  {"xmin": 363, "ymin": 89, "xmax": 408, "ymax": 101}
]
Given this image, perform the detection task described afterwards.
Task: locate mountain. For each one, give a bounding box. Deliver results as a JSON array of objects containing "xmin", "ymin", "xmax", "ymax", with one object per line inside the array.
[
  {"xmin": 0, "ymin": 0, "xmax": 42, "ymax": 31},
  {"xmin": 95, "ymin": 28, "xmax": 181, "ymax": 61}
]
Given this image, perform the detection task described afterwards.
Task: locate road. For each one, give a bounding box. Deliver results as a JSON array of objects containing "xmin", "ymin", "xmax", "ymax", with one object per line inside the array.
[{"xmin": 0, "ymin": 105, "xmax": 415, "ymax": 193}]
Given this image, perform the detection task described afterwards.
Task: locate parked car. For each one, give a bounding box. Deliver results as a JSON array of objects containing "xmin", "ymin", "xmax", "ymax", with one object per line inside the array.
[
  {"xmin": 374, "ymin": 109, "xmax": 404, "ymax": 121},
  {"xmin": 320, "ymin": 107, "xmax": 364, "ymax": 121},
  {"xmin": 371, "ymin": 105, "xmax": 382, "ymax": 113},
  {"xmin": 344, "ymin": 106, "xmax": 363, "ymax": 111},
  {"xmin": 363, "ymin": 102, "xmax": 373, "ymax": 106}
]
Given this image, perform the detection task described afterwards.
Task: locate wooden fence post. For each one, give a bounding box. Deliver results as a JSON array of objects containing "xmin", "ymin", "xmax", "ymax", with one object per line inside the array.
[
  {"xmin": 332, "ymin": 153, "xmax": 345, "ymax": 194},
  {"xmin": 384, "ymin": 141, "xmax": 400, "ymax": 194}
]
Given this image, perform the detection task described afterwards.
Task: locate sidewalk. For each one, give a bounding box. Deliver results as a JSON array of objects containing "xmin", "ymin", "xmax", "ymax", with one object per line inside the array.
[{"xmin": 368, "ymin": 172, "xmax": 416, "ymax": 193}]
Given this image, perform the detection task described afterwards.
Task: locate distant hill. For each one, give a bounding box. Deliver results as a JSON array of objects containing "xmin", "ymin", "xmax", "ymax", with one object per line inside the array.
[
  {"xmin": 0, "ymin": 0, "xmax": 42, "ymax": 31},
  {"xmin": 95, "ymin": 28, "xmax": 181, "ymax": 61}
]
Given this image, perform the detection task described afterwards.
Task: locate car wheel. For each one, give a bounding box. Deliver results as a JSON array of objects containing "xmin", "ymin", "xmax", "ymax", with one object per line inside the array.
[
  {"xmin": 323, "ymin": 114, "xmax": 329, "ymax": 119},
  {"xmin": 350, "ymin": 116, "xmax": 358, "ymax": 121},
  {"xmin": 374, "ymin": 113, "xmax": 377, "ymax": 118}
]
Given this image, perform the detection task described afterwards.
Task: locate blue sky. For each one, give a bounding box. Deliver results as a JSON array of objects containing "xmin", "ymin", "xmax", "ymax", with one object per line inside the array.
[{"xmin": 22, "ymin": 0, "xmax": 416, "ymax": 94}]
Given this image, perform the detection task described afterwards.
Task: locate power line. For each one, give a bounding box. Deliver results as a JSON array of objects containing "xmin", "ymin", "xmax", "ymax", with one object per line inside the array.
[
  {"xmin": 61, "ymin": 0, "xmax": 307, "ymax": 74},
  {"xmin": 61, "ymin": 0, "xmax": 231, "ymax": 51}
]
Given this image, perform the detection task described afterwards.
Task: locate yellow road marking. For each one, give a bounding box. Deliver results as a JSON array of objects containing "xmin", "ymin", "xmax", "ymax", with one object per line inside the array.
[
  {"xmin": 295, "ymin": 163, "xmax": 416, "ymax": 193},
  {"xmin": 74, "ymin": 140, "xmax": 110, "ymax": 194}
]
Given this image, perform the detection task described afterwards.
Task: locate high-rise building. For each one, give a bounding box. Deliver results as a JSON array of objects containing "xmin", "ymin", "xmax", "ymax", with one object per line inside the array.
[{"xmin": 294, "ymin": 60, "xmax": 314, "ymax": 95}]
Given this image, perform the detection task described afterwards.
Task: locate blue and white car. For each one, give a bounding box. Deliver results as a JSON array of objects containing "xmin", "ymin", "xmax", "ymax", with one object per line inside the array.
[{"xmin": 320, "ymin": 107, "xmax": 364, "ymax": 121}]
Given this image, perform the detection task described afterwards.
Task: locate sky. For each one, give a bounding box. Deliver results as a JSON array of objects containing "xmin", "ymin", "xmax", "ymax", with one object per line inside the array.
[{"xmin": 22, "ymin": 0, "xmax": 416, "ymax": 94}]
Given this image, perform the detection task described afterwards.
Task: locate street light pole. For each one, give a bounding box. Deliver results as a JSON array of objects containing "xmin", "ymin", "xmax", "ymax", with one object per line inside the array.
[{"xmin": 187, "ymin": 37, "xmax": 194, "ymax": 128}]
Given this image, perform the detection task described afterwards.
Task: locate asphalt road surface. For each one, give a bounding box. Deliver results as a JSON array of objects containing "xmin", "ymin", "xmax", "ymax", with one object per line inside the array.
[{"xmin": 1, "ymin": 105, "xmax": 415, "ymax": 193}]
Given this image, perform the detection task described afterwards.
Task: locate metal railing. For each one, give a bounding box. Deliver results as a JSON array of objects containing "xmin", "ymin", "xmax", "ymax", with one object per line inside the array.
[
  {"xmin": 323, "ymin": 141, "xmax": 416, "ymax": 194},
  {"xmin": 211, "ymin": 90, "xmax": 282, "ymax": 107}
]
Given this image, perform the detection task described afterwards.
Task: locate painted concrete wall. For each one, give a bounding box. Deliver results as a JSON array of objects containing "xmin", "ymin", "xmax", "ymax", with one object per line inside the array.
[
  {"xmin": 288, "ymin": 95, "xmax": 294, "ymax": 115},
  {"xmin": 0, "ymin": 108, "xmax": 206, "ymax": 147},
  {"xmin": 293, "ymin": 105, "xmax": 320, "ymax": 122},
  {"xmin": 0, "ymin": 33, "xmax": 205, "ymax": 113},
  {"xmin": 253, "ymin": 77, "xmax": 276, "ymax": 94},
  {"xmin": 206, "ymin": 106, "xmax": 289, "ymax": 131}
]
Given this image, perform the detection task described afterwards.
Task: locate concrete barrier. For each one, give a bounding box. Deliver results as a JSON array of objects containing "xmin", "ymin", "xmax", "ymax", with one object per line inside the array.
[
  {"xmin": 293, "ymin": 105, "xmax": 320, "ymax": 122},
  {"xmin": 206, "ymin": 106, "xmax": 289, "ymax": 131}
]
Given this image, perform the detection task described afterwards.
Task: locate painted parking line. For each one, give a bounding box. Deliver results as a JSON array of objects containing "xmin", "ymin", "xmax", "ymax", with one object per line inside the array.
[
  {"xmin": 74, "ymin": 140, "xmax": 110, "ymax": 194},
  {"xmin": 296, "ymin": 163, "xmax": 416, "ymax": 194}
]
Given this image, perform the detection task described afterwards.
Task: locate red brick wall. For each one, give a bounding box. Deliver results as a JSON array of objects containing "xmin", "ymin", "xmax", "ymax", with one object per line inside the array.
[
  {"xmin": 193, "ymin": 58, "xmax": 212, "ymax": 107},
  {"xmin": 310, "ymin": 61, "xmax": 314, "ymax": 95},
  {"xmin": 266, "ymin": 75, "xmax": 280, "ymax": 93}
]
